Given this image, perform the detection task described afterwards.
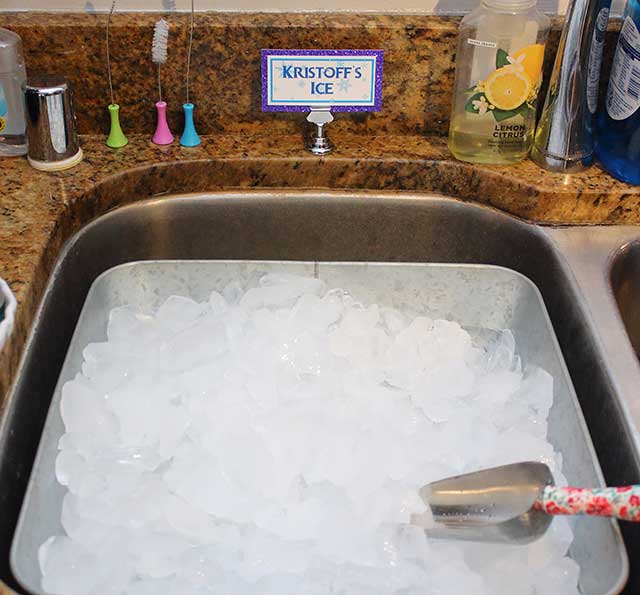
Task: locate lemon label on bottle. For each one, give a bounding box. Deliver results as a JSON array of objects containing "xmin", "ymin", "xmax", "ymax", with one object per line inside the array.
[
  {"xmin": 606, "ymin": 16, "xmax": 640, "ymax": 121},
  {"xmin": 484, "ymin": 68, "xmax": 531, "ymax": 111},
  {"xmin": 464, "ymin": 44, "xmax": 544, "ymax": 124}
]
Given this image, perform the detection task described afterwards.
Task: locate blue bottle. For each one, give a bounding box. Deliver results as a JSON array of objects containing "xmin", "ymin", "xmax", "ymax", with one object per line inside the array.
[{"xmin": 596, "ymin": 0, "xmax": 640, "ymax": 184}]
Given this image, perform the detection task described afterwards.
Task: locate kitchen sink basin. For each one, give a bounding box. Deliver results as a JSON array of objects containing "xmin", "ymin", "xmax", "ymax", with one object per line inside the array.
[
  {"xmin": 611, "ymin": 242, "xmax": 640, "ymax": 360},
  {"xmin": 1, "ymin": 191, "xmax": 640, "ymax": 594}
]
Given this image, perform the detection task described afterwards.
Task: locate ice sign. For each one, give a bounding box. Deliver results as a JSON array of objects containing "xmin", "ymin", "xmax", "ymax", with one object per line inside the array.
[{"xmin": 261, "ymin": 49, "xmax": 384, "ymax": 112}]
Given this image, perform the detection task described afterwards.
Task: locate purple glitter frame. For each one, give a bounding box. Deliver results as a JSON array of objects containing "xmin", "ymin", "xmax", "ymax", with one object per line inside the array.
[{"xmin": 261, "ymin": 49, "xmax": 384, "ymax": 113}]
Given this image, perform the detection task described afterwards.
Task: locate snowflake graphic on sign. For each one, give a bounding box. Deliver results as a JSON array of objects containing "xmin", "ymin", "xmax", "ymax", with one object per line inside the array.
[
  {"xmin": 275, "ymin": 64, "xmax": 289, "ymax": 78},
  {"xmin": 338, "ymin": 79, "xmax": 352, "ymax": 92}
]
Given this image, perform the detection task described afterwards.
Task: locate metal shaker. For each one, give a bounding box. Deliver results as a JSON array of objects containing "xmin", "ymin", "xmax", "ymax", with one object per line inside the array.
[{"xmin": 24, "ymin": 75, "xmax": 83, "ymax": 171}]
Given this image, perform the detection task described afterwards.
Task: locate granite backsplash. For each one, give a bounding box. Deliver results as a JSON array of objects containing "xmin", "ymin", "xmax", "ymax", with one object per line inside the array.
[{"xmin": 0, "ymin": 12, "xmax": 600, "ymax": 139}]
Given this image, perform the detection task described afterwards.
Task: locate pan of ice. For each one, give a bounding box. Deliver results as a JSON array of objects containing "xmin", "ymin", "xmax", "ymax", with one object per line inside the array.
[{"xmin": 10, "ymin": 261, "xmax": 628, "ymax": 595}]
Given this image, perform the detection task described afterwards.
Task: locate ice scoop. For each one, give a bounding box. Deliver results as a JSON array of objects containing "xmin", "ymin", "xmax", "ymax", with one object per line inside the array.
[{"xmin": 419, "ymin": 462, "xmax": 640, "ymax": 544}]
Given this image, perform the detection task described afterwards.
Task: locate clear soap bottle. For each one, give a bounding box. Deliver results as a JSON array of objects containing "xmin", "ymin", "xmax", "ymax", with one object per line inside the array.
[
  {"xmin": 0, "ymin": 28, "xmax": 27, "ymax": 157},
  {"xmin": 448, "ymin": 0, "xmax": 550, "ymax": 164}
]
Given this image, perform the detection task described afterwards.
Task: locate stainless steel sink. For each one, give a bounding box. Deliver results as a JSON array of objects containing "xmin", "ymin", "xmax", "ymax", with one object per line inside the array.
[{"xmin": 1, "ymin": 191, "xmax": 640, "ymax": 594}]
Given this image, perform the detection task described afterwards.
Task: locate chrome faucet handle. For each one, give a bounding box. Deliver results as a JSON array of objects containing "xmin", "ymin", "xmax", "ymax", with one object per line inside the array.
[
  {"xmin": 531, "ymin": 0, "xmax": 611, "ymax": 172},
  {"xmin": 306, "ymin": 106, "xmax": 334, "ymax": 155}
]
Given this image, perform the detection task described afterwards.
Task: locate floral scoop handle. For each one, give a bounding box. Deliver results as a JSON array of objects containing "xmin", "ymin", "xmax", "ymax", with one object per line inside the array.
[{"xmin": 535, "ymin": 485, "xmax": 640, "ymax": 521}]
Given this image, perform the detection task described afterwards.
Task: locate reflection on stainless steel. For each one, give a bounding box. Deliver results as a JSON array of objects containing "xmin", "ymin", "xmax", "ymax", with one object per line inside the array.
[
  {"xmin": 421, "ymin": 462, "xmax": 555, "ymax": 544},
  {"xmin": 45, "ymin": 93, "xmax": 66, "ymax": 154},
  {"xmin": 532, "ymin": 0, "xmax": 611, "ymax": 171},
  {"xmin": 0, "ymin": 192, "xmax": 638, "ymax": 593},
  {"xmin": 611, "ymin": 242, "xmax": 640, "ymax": 360}
]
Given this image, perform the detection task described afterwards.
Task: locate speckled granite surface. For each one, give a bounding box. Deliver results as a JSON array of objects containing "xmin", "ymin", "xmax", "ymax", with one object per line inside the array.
[{"xmin": 1, "ymin": 12, "xmax": 565, "ymax": 139}]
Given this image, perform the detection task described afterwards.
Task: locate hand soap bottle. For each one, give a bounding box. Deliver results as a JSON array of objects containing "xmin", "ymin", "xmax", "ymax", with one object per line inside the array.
[
  {"xmin": 595, "ymin": 0, "xmax": 640, "ymax": 184},
  {"xmin": 448, "ymin": 0, "xmax": 550, "ymax": 164},
  {"xmin": 0, "ymin": 28, "xmax": 27, "ymax": 157}
]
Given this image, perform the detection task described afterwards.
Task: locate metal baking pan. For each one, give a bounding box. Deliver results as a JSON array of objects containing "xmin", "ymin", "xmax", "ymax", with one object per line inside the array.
[{"xmin": 10, "ymin": 260, "xmax": 629, "ymax": 595}]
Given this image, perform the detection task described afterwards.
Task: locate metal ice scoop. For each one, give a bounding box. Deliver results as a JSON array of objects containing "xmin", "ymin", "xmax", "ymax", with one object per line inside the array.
[{"xmin": 419, "ymin": 462, "xmax": 640, "ymax": 545}]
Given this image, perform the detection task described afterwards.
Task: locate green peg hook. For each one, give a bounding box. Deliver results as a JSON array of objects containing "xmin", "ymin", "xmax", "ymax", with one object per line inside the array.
[{"xmin": 106, "ymin": 103, "xmax": 128, "ymax": 148}]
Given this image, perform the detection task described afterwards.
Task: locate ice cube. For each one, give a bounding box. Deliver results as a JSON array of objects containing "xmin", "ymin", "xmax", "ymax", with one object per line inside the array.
[
  {"xmin": 208, "ymin": 290, "xmax": 228, "ymax": 315},
  {"xmin": 532, "ymin": 556, "xmax": 580, "ymax": 595},
  {"xmin": 483, "ymin": 329, "xmax": 518, "ymax": 372},
  {"xmin": 39, "ymin": 536, "xmax": 102, "ymax": 595},
  {"xmin": 60, "ymin": 377, "xmax": 118, "ymax": 438},
  {"xmin": 147, "ymin": 325, "xmax": 224, "ymax": 378},
  {"xmin": 156, "ymin": 295, "xmax": 206, "ymax": 332},
  {"xmin": 60, "ymin": 492, "xmax": 112, "ymax": 550},
  {"xmin": 290, "ymin": 292, "xmax": 343, "ymax": 332},
  {"xmin": 239, "ymin": 273, "xmax": 323, "ymax": 311},
  {"xmin": 107, "ymin": 306, "xmax": 143, "ymax": 343},
  {"xmin": 55, "ymin": 449, "xmax": 87, "ymax": 487},
  {"xmin": 164, "ymin": 494, "xmax": 220, "ymax": 544},
  {"xmin": 130, "ymin": 533, "xmax": 193, "ymax": 578},
  {"xmin": 178, "ymin": 546, "xmax": 225, "ymax": 586}
]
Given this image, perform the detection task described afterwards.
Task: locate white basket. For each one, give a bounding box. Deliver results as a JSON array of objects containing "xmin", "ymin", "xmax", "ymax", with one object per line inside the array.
[{"xmin": 0, "ymin": 277, "xmax": 17, "ymax": 352}]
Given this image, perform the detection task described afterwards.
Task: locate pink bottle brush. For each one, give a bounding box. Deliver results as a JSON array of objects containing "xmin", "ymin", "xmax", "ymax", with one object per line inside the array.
[{"xmin": 151, "ymin": 18, "xmax": 173, "ymax": 145}]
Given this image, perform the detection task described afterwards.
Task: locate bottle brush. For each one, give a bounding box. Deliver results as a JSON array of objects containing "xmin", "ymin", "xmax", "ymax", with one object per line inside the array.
[
  {"xmin": 105, "ymin": 0, "xmax": 127, "ymax": 148},
  {"xmin": 180, "ymin": 0, "xmax": 201, "ymax": 147},
  {"xmin": 151, "ymin": 18, "xmax": 174, "ymax": 145}
]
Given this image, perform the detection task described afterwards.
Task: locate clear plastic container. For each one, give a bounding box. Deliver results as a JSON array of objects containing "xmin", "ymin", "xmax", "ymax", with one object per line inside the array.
[
  {"xmin": 0, "ymin": 28, "xmax": 27, "ymax": 157},
  {"xmin": 448, "ymin": 0, "xmax": 550, "ymax": 164}
]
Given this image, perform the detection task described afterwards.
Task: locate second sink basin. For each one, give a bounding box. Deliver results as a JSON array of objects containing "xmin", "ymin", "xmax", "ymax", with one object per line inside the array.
[{"xmin": 612, "ymin": 242, "xmax": 640, "ymax": 360}]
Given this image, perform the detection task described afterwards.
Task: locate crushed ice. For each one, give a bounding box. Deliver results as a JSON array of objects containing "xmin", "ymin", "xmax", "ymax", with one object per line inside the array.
[{"xmin": 39, "ymin": 273, "xmax": 580, "ymax": 595}]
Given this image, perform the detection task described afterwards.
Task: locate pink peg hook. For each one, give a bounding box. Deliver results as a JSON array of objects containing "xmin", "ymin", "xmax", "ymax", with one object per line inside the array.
[{"xmin": 152, "ymin": 101, "xmax": 174, "ymax": 145}]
